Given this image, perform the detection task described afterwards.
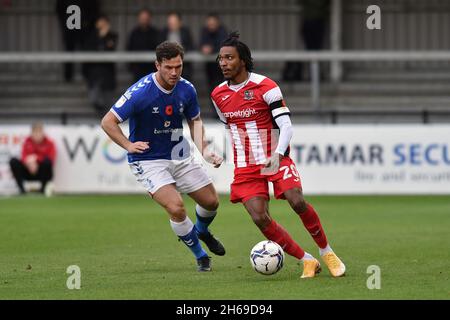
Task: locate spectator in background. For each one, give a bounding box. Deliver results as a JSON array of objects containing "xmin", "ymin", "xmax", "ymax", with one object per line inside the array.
[
  {"xmin": 9, "ymin": 123, "xmax": 56, "ymax": 195},
  {"xmin": 200, "ymin": 13, "xmax": 228, "ymax": 95},
  {"xmin": 83, "ymin": 15, "xmax": 118, "ymax": 116},
  {"xmin": 282, "ymin": 0, "xmax": 330, "ymax": 82},
  {"xmin": 56, "ymin": 0, "xmax": 100, "ymax": 82},
  {"xmin": 162, "ymin": 12, "xmax": 195, "ymax": 80},
  {"xmin": 127, "ymin": 8, "xmax": 162, "ymax": 83}
]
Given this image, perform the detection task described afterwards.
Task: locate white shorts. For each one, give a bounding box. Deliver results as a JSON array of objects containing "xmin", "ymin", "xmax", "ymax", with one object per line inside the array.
[{"xmin": 129, "ymin": 157, "xmax": 212, "ymax": 195}]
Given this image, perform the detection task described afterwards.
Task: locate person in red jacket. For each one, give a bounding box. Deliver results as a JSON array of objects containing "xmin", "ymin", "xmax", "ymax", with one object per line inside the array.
[{"xmin": 9, "ymin": 123, "xmax": 56, "ymax": 194}]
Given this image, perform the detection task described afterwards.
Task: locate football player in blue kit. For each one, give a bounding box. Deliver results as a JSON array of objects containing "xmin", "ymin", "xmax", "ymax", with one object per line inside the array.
[{"xmin": 101, "ymin": 41, "xmax": 225, "ymax": 271}]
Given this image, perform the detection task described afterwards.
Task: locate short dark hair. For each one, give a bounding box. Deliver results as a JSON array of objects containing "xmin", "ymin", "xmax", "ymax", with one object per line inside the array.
[
  {"xmin": 138, "ymin": 8, "xmax": 152, "ymax": 16},
  {"xmin": 168, "ymin": 11, "xmax": 182, "ymax": 20},
  {"xmin": 156, "ymin": 41, "xmax": 185, "ymax": 63},
  {"xmin": 97, "ymin": 14, "xmax": 110, "ymax": 23},
  {"xmin": 207, "ymin": 12, "xmax": 220, "ymax": 20},
  {"xmin": 220, "ymin": 31, "xmax": 254, "ymax": 72}
]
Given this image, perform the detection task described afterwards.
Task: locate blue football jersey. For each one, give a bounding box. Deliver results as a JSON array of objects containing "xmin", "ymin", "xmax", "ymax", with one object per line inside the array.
[{"xmin": 110, "ymin": 73, "xmax": 201, "ymax": 162}]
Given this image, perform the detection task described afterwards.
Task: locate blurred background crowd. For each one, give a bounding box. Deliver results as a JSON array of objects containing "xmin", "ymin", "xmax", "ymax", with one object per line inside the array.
[{"xmin": 1, "ymin": 0, "xmax": 449, "ymax": 124}]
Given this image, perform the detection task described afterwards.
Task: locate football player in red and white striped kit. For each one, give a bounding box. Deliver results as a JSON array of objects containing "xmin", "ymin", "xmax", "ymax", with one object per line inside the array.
[{"xmin": 211, "ymin": 32, "xmax": 345, "ymax": 278}]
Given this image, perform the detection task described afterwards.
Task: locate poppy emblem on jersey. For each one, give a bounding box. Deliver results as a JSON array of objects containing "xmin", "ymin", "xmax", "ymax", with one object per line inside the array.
[
  {"xmin": 244, "ymin": 90, "xmax": 254, "ymax": 100},
  {"xmin": 165, "ymin": 105, "xmax": 173, "ymax": 116},
  {"xmin": 164, "ymin": 121, "xmax": 171, "ymax": 127}
]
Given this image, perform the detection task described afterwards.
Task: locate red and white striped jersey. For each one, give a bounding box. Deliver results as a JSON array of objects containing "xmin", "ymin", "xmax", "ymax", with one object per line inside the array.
[{"xmin": 211, "ymin": 72, "xmax": 291, "ymax": 174}]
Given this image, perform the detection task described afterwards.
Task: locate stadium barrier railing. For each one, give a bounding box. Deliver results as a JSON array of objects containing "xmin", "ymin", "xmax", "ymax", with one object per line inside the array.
[{"xmin": 1, "ymin": 50, "xmax": 450, "ymax": 123}]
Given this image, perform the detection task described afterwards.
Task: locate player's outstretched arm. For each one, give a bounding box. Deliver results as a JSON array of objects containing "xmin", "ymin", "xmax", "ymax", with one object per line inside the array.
[
  {"xmin": 187, "ymin": 116, "xmax": 223, "ymax": 168},
  {"xmin": 101, "ymin": 111, "xmax": 149, "ymax": 154}
]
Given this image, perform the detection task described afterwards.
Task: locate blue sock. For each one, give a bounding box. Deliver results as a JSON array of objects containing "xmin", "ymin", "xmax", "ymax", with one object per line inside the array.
[
  {"xmin": 195, "ymin": 211, "xmax": 215, "ymax": 234},
  {"xmin": 178, "ymin": 227, "xmax": 208, "ymax": 260}
]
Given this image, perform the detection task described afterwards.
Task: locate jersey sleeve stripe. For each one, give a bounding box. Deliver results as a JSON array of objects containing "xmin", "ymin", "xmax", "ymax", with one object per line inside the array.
[
  {"xmin": 272, "ymin": 106, "xmax": 291, "ymax": 118},
  {"xmin": 190, "ymin": 111, "xmax": 201, "ymax": 121},
  {"xmin": 269, "ymin": 100, "xmax": 284, "ymax": 111},
  {"xmin": 273, "ymin": 112, "xmax": 291, "ymax": 121},
  {"xmin": 110, "ymin": 108, "xmax": 124, "ymax": 122},
  {"xmin": 262, "ymin": 86, "xmax": 283, "ymax": 105}
]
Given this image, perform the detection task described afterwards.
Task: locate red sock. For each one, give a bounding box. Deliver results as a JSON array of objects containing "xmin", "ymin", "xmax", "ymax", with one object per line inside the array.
[
  {"xmin": 261, "ymin": 219, "xmax": 305, "ymax": 260},
  {"xmin": 299, "ymin": 203, "xmax": 328, "ymax": 249}
]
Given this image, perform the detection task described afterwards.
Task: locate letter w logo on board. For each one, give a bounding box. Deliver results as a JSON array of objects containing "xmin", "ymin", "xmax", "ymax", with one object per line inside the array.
[{"xmin": 63, "ymin": 137, "xmax": 99, "ymax": 161}]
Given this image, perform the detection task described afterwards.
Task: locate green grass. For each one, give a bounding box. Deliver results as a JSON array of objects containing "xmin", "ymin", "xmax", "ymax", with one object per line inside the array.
[{"xmin": 0, "ymin": 194, "xmax": 449, "ymax": 299}]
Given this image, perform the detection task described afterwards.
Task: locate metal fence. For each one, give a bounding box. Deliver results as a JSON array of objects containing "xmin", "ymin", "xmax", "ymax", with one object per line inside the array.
[{"xmin": 1, "ymin": 50, "xmax": 450, "ymax": 124}]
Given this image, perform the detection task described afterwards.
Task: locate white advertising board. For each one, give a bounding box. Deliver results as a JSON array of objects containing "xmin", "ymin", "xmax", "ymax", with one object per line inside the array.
[{"xmin": 0, "ymin": 124, "xmax": 449, "ymax": 195}]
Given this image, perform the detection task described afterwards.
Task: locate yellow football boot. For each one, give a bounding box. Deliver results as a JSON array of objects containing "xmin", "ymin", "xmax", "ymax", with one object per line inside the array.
[
  {"xmin": 301, "ymin": 258, "xmax": 322, "ymax": 278},
  {"xmin": 321, "ymin": 252, "xmax": 346, "ymax": 277}
]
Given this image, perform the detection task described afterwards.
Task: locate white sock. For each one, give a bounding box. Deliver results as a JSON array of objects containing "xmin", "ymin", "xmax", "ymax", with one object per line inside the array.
[
  {"xmin": 195, "ymin": 204, "xmax": 217, "ymax": 218},
  {"xmin": 300, "ymin": 252, "xmax": 315, "ymax": 261},
  {"xmin": 319, "ymin": 244, "xmax": 333, "ymax": 256},
  {"xmin": 170, "ymin": 217, "xmax": 193, "ymax": 237}
]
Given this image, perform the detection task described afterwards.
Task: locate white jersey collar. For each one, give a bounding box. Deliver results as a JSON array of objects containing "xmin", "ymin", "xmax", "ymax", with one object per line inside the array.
[
  {"xmin": 228, "ymin": 72, "xmax": 252, "ymax": 92},
  {"xmin": 152, "ymin": 73, "xmax": 176, "ymax": 94}
]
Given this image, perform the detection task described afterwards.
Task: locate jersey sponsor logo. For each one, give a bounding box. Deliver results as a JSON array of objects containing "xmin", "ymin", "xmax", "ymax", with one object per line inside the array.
[
  {"xmin": 165, "ymin": 105, "xmax": 173, "ymax": 116},
  {"xmin": 114, "ymin": 95, "xmax": 128, "ymax": 108},
  {"xmin": 223, "ymin": 108, "xmax": 257, "ymax": 119},
  {"xmin": 152, "ymin": 107, "xmax": 159, "ymax": 114},
  {"xmin": 244, "ymin": 90, "xmax": 254, "ymax": 100},
  {"xmin": 154, "ymin": 127, "xmax": 181, "ymax": 135}
]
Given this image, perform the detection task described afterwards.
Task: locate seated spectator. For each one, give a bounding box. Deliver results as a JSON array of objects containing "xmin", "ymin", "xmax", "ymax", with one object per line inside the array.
[
  {"xmin": 9, "ymin": 123, "xmax": 56, "ymax": 195},
  {"xmin": 200, "ymin": 13, "xmax": 228, "ymax": 95},
  {"xmin": 162, "ymin": 12, "xmax": 195, "ymax": 80},
  {"xmin": 127, "ymin": 8, "xmax": 162, "ymax": 83},
  {"xmin": 82, "ymin": 14, "xmax": 118, "ymax": 116}
]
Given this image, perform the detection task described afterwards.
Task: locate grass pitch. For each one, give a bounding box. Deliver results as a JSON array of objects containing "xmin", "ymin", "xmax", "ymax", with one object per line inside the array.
[{"xmin": 0, "ymin": 194, "xmax": 448, "ymax": 299}]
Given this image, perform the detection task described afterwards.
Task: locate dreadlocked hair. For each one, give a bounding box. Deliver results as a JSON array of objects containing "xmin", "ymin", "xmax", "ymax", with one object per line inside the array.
[{"xmin": 220, "ymin": 31, "xmax": 254, "ymax": 72}]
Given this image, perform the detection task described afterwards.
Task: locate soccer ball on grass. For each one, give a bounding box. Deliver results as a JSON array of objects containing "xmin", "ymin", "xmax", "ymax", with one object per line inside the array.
[{"xmin": 250, "ymin": 240, "xmax": 284, "ymax": 275}]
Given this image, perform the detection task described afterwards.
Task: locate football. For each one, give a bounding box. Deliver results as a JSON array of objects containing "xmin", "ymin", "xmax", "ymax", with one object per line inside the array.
[{"xmin": 250, "ymin": 240, "xmax": 285, "ymax": 275}]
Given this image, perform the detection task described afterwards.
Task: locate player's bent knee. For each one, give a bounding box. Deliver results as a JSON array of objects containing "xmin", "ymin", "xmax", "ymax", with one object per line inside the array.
[
  {"xmin": 286, "ymin": 191, "xmax": 307, "ymax": 213},
  {"xmin": 203, "ymin": 197, "xmax": 219, "ymax": 212},
  {"xmin": 289, "ymin": 198, "xmax": 307, "ymax": 214},
  {"xmin": 251, "ymin": 213, "xmax": 271, "ymax": 230},
  {"xmin": 165, "ymin": 203, "xmax": 186, "ymax": 220}
]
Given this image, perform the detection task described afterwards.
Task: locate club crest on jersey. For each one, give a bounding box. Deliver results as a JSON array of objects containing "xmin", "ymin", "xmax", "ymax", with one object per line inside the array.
[
  {"xmin": 164, "ymin": 121, "xmax": 171, "ymax": 127},
  {"xmin": 165, "ymin": 105, "xmax": 173, "ymax": 116},
  {"xmin": 244, "ymin": 90, "xmax": 254, "ymax": 100},
  {"xmin": 152, "ymin": 107, "xmax": 159, "ymax": 114}
]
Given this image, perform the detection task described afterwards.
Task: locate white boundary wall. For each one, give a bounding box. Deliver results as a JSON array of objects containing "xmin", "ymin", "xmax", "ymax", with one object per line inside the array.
[{"xmin": 1, "ymin": 124, "xmax": 449, "ymax": 195}]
